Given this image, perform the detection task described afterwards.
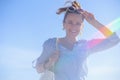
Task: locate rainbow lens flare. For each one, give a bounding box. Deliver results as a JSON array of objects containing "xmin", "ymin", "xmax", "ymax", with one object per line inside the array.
[{"xmin": 107, "ymin": 18, "xmax": 120, "ymax": 32}]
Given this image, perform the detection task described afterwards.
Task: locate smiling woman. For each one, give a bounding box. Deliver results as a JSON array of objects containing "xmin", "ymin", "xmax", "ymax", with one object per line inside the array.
[
  {"xmin": 1, "ymin": 0, "xmax": 120, "ymax": 80},
  {"xmin": 34, "ymin": 1, "xmax": 120, "ymax": 80}
]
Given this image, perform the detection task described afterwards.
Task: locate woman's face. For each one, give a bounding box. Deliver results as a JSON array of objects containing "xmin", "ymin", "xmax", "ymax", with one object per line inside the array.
[{"xmin": 63, "ymin": 13, "xmax": 84, "ymax": 38}]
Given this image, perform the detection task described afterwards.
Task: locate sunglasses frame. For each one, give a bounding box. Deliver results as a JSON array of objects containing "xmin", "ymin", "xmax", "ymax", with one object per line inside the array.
[{"xmin": 66, "ymin": 6, "xmax": 83, "ymax": 14}]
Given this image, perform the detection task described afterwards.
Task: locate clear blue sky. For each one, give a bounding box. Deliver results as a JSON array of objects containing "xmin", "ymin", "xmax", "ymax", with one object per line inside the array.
[{"xmin": 0, "ymin": 0, "xmax": 120, "ymax": 80}]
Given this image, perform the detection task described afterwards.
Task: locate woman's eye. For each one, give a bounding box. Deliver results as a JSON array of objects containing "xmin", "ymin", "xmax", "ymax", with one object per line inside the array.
[
  {"xmin": 76, "ymin": 22, "xmax": 81, "ymax": 26},
  {"xmin": 68, "ymin": 21, "xmax": 73, "ymax": 25}
]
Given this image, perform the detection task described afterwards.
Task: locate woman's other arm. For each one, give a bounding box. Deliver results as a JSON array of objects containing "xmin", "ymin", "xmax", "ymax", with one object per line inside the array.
[{"xmin": 81, "ymin": 11, "xmax": 120, "ymax": 54}]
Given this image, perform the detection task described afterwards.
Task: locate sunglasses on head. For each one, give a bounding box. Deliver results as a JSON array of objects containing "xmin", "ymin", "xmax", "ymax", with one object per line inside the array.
[{"xmin": 66, "ymin": 6, "xmax": 83, "ymax": 14}]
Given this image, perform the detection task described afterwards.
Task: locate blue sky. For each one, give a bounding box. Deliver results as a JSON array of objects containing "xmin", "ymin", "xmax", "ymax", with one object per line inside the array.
[{"xmin": 0, "ymin": 0, "xmax": 120, "ymax": 80}]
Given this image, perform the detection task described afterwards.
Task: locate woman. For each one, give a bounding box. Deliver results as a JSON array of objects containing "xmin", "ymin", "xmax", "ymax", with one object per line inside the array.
[{"xmin": 35, "ymin": 1, "xmax": 120, "ymax": 80}]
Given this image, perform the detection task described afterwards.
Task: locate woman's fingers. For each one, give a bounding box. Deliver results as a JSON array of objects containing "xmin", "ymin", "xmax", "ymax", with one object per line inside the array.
[
  {"xmin": 49, "ymin": 50, "xmax": 60, "ymax": 62},
  {"xmin": 81, "ymin": 10, "xmax": 95, "ymax": 24},
  {"xmin": 82, "ymin": 11, "xmax": 93, "ymax": 19}
]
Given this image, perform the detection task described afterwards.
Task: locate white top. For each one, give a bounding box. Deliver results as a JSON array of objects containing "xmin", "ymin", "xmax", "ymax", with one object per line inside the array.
[{"xmin": 37, "ymin": 33, "xmax": 120, "ymax": 80}]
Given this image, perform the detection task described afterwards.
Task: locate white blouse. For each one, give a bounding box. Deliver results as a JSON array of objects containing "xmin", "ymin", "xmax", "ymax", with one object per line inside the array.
[{"xmin": 36, "ymin": 33, "xmax": 120, "ymax": 80}]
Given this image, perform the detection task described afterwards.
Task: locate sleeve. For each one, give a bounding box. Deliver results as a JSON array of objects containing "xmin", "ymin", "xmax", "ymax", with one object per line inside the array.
[
  {"xmin": 86, "ymin": 33, "xmax": 120, "ymax": 55},
  {"xmin": 36, "ymin": 38, "xmax": 56, "ymax": 65}
]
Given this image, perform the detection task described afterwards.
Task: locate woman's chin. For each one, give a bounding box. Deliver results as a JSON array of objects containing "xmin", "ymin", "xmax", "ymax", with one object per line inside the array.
[{"xmin": 69, "ymin": 33, "xmax": 78, "ymax": 38}]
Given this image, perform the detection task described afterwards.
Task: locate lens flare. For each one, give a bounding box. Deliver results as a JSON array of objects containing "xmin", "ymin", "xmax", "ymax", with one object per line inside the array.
[
  {"xmin": 107, "ymin": 18, "xmax": 120, "ymax": 32},
  {"xmin": 89, "ymin": 18, "xmax": 120, "ymax": 49}
]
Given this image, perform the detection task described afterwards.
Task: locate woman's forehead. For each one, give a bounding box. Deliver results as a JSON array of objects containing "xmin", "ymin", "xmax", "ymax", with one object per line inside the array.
[{"xmin": 66, "ymin": 13, "xmax": 83, "ymax": 22}]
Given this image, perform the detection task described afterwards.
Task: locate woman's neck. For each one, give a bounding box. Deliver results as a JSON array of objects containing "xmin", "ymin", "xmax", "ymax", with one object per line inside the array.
[
  {"xmin": 64, "ymin": 35, "xmax": 76, "ymax": 44},
  {"xmin": 58, "ymin": 35, "xmax": 77, "ymax": 50}
]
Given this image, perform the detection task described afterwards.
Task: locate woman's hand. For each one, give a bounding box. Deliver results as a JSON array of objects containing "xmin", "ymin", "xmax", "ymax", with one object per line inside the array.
[
  {"xmin": 81, "ymin": 10, "xmax": 96, "ymax": 25},
  {"xmin": 35, "ymin": 50, "xmax": 59, "ymax": 73},
  {"xmin": 36, "ymin": 63, "xmax": 45, "ymax": 73},
  {"xmin": 80, "ymin": 10, "xmax": 113, "ymax": 37},
  {"xmin": 49, "ymin": 50, "xmax": 59, "ymax": 64},
  {"xmin": 44, "ymin": 50, "xmax": 60, "ymax": 69}
]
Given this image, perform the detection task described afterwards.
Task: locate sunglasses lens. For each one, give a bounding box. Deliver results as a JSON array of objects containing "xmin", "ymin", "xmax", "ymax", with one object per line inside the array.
[
  {"xmin": 68, "ymin": 6, "xmax": 76, "ymax": 13},
  {"xmin": 69, "ymin": 7, "xmax": 75, "ymax": 11},
  {"xmin": 67, "ymin": 6, "xmax": 82, "ymax": 14}
]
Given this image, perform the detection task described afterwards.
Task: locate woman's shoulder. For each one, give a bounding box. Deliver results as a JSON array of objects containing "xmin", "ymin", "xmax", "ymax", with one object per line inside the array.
[{"xmin": 43, "ymin": 37, "xmax": 57, "ymax": 47}]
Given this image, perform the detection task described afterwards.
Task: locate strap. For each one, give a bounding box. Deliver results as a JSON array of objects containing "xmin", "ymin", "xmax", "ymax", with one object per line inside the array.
[{"xmin": 56, "ymin": 38, "xmax": 59, "ymax": 51}]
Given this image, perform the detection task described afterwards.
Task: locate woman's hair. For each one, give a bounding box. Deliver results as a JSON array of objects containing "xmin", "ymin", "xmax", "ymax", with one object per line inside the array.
[{"xmin": 56, "ymin": 1, "xmax": 84, "ymax": 22}]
